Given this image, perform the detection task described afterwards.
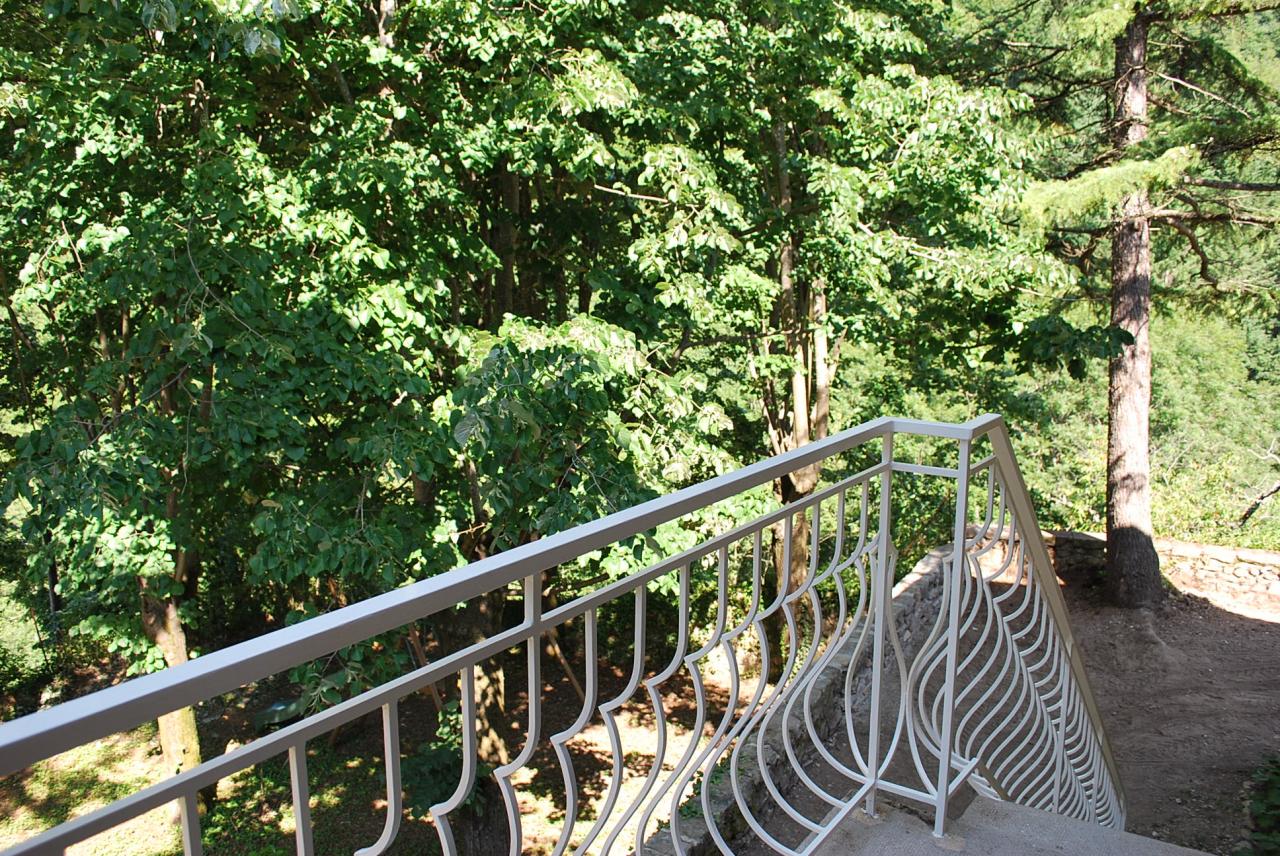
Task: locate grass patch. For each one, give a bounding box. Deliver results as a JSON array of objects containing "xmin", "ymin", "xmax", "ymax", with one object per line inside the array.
[
  {"xmin": 203, "ymin": 721, "xmax": 446, "ymax": 856},
  {"xmin": 0, "ymin": 723, "xmax": 179, "ymax": 856}
]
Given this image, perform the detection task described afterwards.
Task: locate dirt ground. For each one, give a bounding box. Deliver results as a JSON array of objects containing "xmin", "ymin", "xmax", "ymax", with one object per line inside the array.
[{"xmin": 1064, "ymin": 580, "xmax": 1280, "ymax": 855}]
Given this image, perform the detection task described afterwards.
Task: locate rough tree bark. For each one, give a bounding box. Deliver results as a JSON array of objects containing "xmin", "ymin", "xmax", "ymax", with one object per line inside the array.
[
  {"xmin": 762, "ymin": 120, "xmax": 834, "ymax": 678},
  {"xmin": 1106, "ymin": 11, "xmax": 1164, "ymax": 608},
  {"xmin": 140, "ymin": 586, "xmax": 203, "ymax": 782},
  {"xmin": 139, "ymin": 380, "xmax": 206, "ymax": 812}
]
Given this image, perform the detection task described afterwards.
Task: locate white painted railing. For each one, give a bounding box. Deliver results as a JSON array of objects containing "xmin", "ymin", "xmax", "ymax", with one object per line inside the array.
[{"xmin": 0, "ymin": 415, "xmax": 1124, "ymax": 855}]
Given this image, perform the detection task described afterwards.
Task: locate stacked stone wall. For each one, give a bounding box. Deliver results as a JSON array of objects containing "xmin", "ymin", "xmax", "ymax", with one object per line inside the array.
[{"xmin": 1038, "ymin": 531, "xmax": 1280, "ymax": 613}]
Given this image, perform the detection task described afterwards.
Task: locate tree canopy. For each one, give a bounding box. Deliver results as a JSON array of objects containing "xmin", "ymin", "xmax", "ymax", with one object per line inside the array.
[{"xmin": 1, "ymin": 0, "xmax": 1276, "ymax": 804}]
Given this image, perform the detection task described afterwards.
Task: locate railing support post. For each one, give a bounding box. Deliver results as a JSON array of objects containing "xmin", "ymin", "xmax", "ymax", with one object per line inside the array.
[
  {"xmin": 933, "ymin": 439, "xmax": 971, "ymax": 837},
  {"xmin": 1053, "ymin": 657, "xmax": 1068, "ymax": 814},
  {"xmin": 865, "ymin": 430, "xmax": 894, "ymax": 818}
]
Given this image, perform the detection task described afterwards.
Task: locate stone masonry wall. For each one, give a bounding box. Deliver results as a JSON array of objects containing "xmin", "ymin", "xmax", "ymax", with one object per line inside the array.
[{"xmin": 1042, "ymin": 530, "xmax": 1280, "ymax": 613}]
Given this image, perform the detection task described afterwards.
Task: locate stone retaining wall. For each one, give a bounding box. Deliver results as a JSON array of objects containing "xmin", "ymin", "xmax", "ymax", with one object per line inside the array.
[{"xmin": 1040, "ymin": 531, "xmax": 1280, "ymax": 613}]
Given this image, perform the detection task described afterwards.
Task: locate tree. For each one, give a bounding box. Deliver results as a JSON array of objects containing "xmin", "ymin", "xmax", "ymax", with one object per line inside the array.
[
  {"xmin": 1, "ymin": 0, "xmax": 1110, "ymax": 840},
  {"xmin": 958, "ymin": 0, "xmax": 1280, "ymax": 606}
]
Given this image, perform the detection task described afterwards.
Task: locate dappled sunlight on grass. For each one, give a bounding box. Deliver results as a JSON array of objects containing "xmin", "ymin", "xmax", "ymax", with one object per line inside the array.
[
  {"xmin": 0, "ymin": 653, "xmax": 754, "ymax": 855},
  {"xmin": 0, "ymin": 723, "xmax": 179, "ymax": 856}
]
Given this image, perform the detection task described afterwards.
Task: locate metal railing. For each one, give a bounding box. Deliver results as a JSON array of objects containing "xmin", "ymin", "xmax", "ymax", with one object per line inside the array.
[{"xmin": 0, "ymin": 414, "xmax": 1124, "ymax": 855}]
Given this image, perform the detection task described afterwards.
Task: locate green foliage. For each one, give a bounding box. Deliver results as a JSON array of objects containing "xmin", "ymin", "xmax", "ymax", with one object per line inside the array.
[
  {"xmin": 1246, "ymin": 315, "xmax": 1280, "ymax": 384},
  {"xmin": 0, "ymin": 0, "xmax": 1273, "ymax": 759},
  {"xmin": 1006, "ymin": 311, "xmax": 1280, "ymax": 550},
  {"xmin": 1006, "ymin": 316, "xmax": 1133, "ymax": 380},
  {"xmin": 1242, "ymin": 756, "xmax": 1280, "ymax": 855},
  {"xmin": 0, "ymin": 577, "xmax": 51, "ymax": 704},
  {"xmin": 0, "ymin": 0, "xmax": 1067, "ymax": 689},
  {"xmin": 0, "ymin": 3, "xmax": 1276, "ymax": 852},
  {"xmin": 1021, "ymin": 147, "xmax": 1201, "ymax": 233}
]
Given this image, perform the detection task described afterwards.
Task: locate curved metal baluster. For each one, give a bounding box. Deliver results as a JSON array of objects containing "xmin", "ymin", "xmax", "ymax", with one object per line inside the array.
[
  {"xmin": 804, "ymin": 489, "xmax": 876, "ymax": 782},
  {"xmin": 840, "ymin": 522, "xmax": 876, "ymax": 779},
  {"xmin": 925, "ymin": 549, "xmax": 986, "ymax": 743},
  {"xmin": 550, "ymin": 609, "xmax": 600, "ymax": 856},
  {"xmin": 903, "ymin": 544, "xmax": 955, "ymax": 795},
  {"xmin": 980, "ymin": 604, "xmax": 1056, "ymax": 791},
  {"xmin": 494, "ymin": 576, "xmax": 544, "ymax": 856},
  {"xmin": 575, "ymin": 586, "xmax": 648, "ymax": 854},
  {"xmin": 967, "ymin": 541, "xmax": 1043, "ymax": 763},
  {"xmin": 431, "ymin": 667, "xmax": 478, "ymax": 856},
  {"xmin": 718, "ymin": 494, "xmax": 859, "ymax": 848},
  {"xmin": 871, "ymin": 545, "xmax": 915, "ymax": 789},
  {"xmin": 694, "ymin": 561, "xmax": 761, "ymax": 843},
  {"xmin": 749, "ymin": 510, "xmax": 829, "ymax": 835},
  {"xmin": 780, "ymin": 496, "xmax": 857, "ymax": 809},
  {"xmin": 608, "ymin": 566, "xmax": 692, "ymax": 855},
  {"xmin": 701, "ymin": 534, "xmax": 779, "ymax": 854},
  {"xmin": 632, "ymin": 565, "xmax": 696, "ymax": 853},
  {"xmin": 728, "ymin": 516, "xmax": 816, "ymax": 854},
  {"xmin": 354, "ymin": 700, "xmax": 402, "ymax": 856},
  {"xmin": 666, "ymin": 546, "xmax": 734, "ymax": 850},
  {"xmin": 997, "ymin": 626, "xmax": 1066, "ymax": 795},
  {"xmin": 952, "ymin": 499, "xmax": 1017, "ymax": 726},
  {"xmin": 983, "ymin": 599, "xmax": 1054, "ymax": 781}
]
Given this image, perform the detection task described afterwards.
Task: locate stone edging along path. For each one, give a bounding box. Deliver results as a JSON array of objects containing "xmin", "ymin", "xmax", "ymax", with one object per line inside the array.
[{"xmin": 1044, "ymin": 531, "xmax": 1280, "ymax": 616}]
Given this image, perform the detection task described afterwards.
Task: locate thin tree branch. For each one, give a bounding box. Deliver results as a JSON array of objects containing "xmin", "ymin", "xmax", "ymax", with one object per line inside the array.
[
  {"xmin": 591, "ymin": 183, "xmax": 670, "ymax": 205},
  {"xmin": 1165, "ymin": 0, "xmax": 1280, "ymax": 19},
  {"xmin": 1152, "ymin": 70, "xmax": 1253, "ymax": 117},
  {"xmin": 1202, "ymin": 132, "xmax": 1279, "ymax": 159},
  {"xmin": 1240, "ymin": 480, "xmax": 1280, "ymax": 526},
  {"xmin": 1150, "ymin": 208, "xmax": 1280, "ymax": 227},
  {"xmin": 1163, "ymin": 219, "xmax": 1217, "ymax": 284},
  {"xmin": 1184, "ymin": 177, "xmax": 1280, "ymax": 192}
]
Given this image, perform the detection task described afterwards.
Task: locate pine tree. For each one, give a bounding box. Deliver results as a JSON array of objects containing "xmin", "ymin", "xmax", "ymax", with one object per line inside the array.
[{"xmin": 954, "ymin": 0, "xmax": 1280, "ymax": 606}]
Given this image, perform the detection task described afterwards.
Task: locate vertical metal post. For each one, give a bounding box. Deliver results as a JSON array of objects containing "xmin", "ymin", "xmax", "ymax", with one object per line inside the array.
[
  {"xmin": 865, "ymin": 430, "xmax": 893, "ymax": 817},
  {"xmin": 1052, "ymin": 656, "xmax": 1068, "ymax": 814},
  {"xmin": 933, "ymin": 439, "xmax": 970, "ymax": 837},
  {"xmin": 289, "ymin": 741, "xmax": 315, "ymax": 855},
  {"xmin": 179, "ymin": 792, "xmax": 203, "ymax": 856}
]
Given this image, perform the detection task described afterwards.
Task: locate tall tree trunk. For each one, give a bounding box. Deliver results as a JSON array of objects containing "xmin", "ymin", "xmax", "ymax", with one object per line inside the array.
[
  {"xmin": 495, "ymin": 166, "xmax": 519, "ymax": 323},
  {"xmin": 763, "ymin": 120, "xmax": 836, "ymax": 680},
  {"xmin": 140, "ymin": 590, "xmax": 203, "ymax": 784},
  {"xmin": 1106, "ymin": 12, "xmax": 1163, "ymax": 607},
  {"xmin": 517, "ymin": 176, "xmax": 536, "ymax": 318},
  {"xmin": 141, "ymin": 379, "xmax": 206, "ymax": 810}
]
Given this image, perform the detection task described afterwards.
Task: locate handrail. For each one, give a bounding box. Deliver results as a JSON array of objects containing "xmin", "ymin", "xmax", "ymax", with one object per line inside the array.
[
  {"xmin": 0, "ymin": 413, "xmax": 1124, "ymax": 856},
  {"xmin": 0, "ymin": 414, "xmax": 996, "ymax": 777},
  {"xmin": 983, "ymin": 418, "xmax": 1127, "ymax": 817}
]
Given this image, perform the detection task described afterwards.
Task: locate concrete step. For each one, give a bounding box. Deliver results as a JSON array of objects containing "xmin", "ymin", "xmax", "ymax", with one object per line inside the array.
[{"xmin": 812, "ymin": 796, "xmax": 1209, "ymax": 855}]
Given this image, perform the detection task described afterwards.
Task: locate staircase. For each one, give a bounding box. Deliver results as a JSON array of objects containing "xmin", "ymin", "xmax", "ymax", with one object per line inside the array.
[
  {"xmin": 0, "ymin": 415, "xmax": 1146, "ymax": 855},
  {"xmin": 816, "ymin": 796, "xmax": 1208, "ymax": 855}
]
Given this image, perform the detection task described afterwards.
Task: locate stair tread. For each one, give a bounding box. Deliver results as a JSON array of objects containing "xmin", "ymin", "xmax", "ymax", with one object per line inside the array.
[{"xmin": 812, "ymin": 796, "xmax": 1210, "ymax": 855}]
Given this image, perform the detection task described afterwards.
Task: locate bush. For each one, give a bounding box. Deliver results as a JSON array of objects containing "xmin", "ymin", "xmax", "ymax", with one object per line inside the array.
[{"xmin": 1242, "ymin": 756, "xmax": 1280, "ymax": 855}]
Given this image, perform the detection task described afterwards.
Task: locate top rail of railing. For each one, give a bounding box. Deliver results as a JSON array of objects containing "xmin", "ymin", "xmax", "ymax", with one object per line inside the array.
[{"xmin": 0, "ymin": 412, "xmax": 1011, "ymax": 780}]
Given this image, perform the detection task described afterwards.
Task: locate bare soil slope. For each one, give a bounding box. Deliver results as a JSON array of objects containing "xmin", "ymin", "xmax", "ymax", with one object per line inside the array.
[{"xmin": 1065, "ymin": 582, "xmax": 1280, "ymax": 854}]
